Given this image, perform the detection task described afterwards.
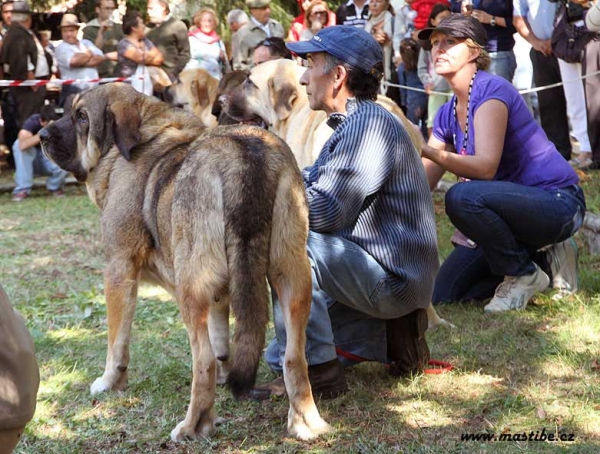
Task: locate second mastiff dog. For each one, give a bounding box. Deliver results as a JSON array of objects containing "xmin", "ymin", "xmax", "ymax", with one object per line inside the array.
[{"xmin": 39, "ymin": 83, "xmax": 331, "ymax": 441}]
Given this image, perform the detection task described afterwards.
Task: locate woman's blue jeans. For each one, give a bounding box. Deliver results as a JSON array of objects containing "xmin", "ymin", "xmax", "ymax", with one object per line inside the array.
[{"xmin": 433, "ymin": 181, "xmax": 585, "ymax": 304}]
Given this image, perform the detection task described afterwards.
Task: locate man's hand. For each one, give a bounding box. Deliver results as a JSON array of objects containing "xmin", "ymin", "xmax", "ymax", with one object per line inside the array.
[
  {"xmin": 533, "ymin": 38, "xmax": 552, "ymax": 56},
  {"xmin": 26, "ymin": 70, "xmax": 39, "ymax": 92},
  {"xmin": 100, "ymin": 19, "xmax": 113, "ymax": 31}
]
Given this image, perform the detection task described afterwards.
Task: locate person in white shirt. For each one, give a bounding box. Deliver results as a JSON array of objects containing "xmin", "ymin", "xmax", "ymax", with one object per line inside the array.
[{"xmin": 54, "ymin": 13, "xmax": 106, "ymax": 110}]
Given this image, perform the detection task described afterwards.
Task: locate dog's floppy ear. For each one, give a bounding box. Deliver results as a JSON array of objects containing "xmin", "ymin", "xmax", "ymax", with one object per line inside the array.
[
  {"xmin": 192, "ymin": 74, "xmax": 219, "ymax": 109},
  {"xmin": 107, "ymin": 101, "xmax": 141, "ymax": 161},
  {"xmin": 269, "ymin": 76, "xmax": 298, "ymax": 122}
]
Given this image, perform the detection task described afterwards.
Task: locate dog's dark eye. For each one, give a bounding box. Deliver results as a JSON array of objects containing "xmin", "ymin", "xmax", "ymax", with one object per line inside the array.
[
  {"xmin": 78, "ymin": 111, "xmax": 88, "ymax": 125},
  {"xmin": 244, "ymin": 77, "xmax": 258, "ymax": 89}
]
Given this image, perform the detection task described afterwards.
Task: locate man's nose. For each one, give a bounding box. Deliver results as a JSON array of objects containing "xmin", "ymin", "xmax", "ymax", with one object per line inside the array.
[{"xmin": 299, "ymin": 70, "xmax": 308, "ymax": 86}]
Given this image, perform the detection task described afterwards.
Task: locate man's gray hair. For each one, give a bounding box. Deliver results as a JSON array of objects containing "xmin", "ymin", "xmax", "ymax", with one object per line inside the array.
[
  {"xmin": 11, "ymin": 12, "xmax": 30, "ymax": 22},
  {"xmin": 227, "ymin": 9, "xmax": 249, "ymax": 25}
]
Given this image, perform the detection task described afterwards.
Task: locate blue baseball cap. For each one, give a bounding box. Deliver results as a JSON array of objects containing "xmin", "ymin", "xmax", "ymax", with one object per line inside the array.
[{"xmin": 286, "ymin": 26, "xmax": 383, "ymax": 80}]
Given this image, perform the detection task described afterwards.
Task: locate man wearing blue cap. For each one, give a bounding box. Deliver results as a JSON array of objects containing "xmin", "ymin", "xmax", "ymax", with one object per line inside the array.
[{"xmin": 253, "ymin": 26, "xmax": 439, "ymax": 399}]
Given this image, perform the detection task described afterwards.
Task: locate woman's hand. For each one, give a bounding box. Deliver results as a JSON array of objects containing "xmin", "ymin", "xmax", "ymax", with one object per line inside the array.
[
  {"xmin": 373, "ymin": 30, "xmax": 390, "ymax": 45},
  {"xmin": 471, "ymin": 9, "xmax": 493, "ymax": 24}
]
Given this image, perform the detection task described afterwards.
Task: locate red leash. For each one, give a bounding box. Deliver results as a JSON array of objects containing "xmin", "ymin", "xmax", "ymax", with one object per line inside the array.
[{"xmin": 335, "ymin": 347, "xmax": 453, "ymax": 375}]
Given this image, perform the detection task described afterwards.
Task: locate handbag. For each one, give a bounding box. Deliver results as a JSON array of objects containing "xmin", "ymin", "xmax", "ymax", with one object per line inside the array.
[
  {"xmin": 131, "ymin": 63, "xmax": 153, "ymax": 96},
  {"xmin": 551, "ymin": 0, "xmax": 597, "ymax": 63}
]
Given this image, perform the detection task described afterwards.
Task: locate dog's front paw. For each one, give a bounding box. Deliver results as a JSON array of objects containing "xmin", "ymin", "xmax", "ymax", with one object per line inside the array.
[
  {"xmin": 170, "ymin": 417, "xmax": 216, "ymax": 442},
  {"xmin": 90, "ymin": 372, "xmax": 126, "ymax": 395},
  {"xmin": 288, "ymin": 408, "xmax": 332, "ymax": 440},
  {"xmin": 90, "ymin": 376, "xmax": 112, "ymax": 395}
]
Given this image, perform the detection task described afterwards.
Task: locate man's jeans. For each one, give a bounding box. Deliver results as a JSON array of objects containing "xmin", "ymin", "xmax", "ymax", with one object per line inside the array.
[
  {"xmin": 12, "ymin": 140, "xmax": 67, "ymax": 194},
  {"xmin": 488, "ymin": 50, "xmax": 517, "ymax": 83},
  {"xmin": 265, "ymin": 231, "xmax": 404, "ymax": 372},
  {"xmin": 433, "ymin": 181, "xmax": 585, "ymax": 304}
]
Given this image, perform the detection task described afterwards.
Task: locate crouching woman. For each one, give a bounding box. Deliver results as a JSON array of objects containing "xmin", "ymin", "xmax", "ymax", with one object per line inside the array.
[{"xmin": 418, "ymin": 15, "xmax": 586, "ymax": 312}]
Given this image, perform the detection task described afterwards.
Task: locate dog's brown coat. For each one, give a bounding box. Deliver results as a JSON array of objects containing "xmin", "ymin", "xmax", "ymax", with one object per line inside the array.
[{"xmin": 39, "ymin": 83, "xmax": 331, "ymax": 441}]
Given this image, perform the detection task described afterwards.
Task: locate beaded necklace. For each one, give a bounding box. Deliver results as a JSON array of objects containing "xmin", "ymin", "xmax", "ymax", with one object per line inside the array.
[{"xmin": 453, "ymin": 70, "xmax": 478, "ymax": 155}]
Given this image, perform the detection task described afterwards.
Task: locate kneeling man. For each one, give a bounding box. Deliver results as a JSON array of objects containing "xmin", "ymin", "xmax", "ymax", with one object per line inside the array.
[{"xmin": 254, "ymin": 26, "xmax": 439, "ymax": 398}]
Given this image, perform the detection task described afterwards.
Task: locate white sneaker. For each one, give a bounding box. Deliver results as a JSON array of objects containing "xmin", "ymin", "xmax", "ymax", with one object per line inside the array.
[
  {"xmin": 546, "ymin": 238, "xmax": 579, "ymax": 294},
  {"xmin": 484, "ymin": 264, "xmax": 550, "ymax": 313}
]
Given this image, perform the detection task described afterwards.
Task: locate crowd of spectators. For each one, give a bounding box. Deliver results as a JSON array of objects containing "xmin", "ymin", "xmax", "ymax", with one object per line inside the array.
[{"xmin": 0, "ymin": 0, "xmax": 599, "ymax": 199}]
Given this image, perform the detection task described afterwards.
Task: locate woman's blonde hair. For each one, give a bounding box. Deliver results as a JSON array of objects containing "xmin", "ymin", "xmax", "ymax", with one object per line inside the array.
[
  {"xmin": 465, "ymin": 38, "xmax": 490, "ymax": 70},
  {"xmin": 193, "ymin": 7, "xmax": 219, "ymax": 29}
]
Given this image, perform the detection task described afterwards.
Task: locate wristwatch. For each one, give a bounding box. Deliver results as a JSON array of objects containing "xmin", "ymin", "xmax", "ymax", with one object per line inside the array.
[{"xmin": 490, "ymin": 16, "xmax": 496, "ymax": 27}]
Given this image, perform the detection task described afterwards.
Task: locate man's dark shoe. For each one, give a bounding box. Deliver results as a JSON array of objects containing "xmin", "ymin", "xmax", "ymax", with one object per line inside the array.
[
  {"xmin": 251, "ymin": 376, "xmax": 286, "ymax": 400},
  {"xmin": 387, "ymin": 308, "xmax": 430, "ymax": 377},
  {"xmin": 308, "ymin": 358, "xmax": 348, "ymax": 398},
  {"xmin": 251, "ymin": 358, "xmax": 348, "ymax": 400}
]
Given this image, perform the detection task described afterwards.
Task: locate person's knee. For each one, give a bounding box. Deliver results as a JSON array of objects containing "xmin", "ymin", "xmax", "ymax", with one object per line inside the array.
[{"xmin": 445, "ymin": 183, "xmax": 472, "ymax": 218}]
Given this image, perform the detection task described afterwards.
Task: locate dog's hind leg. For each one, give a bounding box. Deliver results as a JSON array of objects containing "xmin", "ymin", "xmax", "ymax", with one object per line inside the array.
[
  {"xmin": 268, "ymin": 173, "xmax": 332, "ymax": 440},
  {"xmin": 209, "ymin": 295, "xmax": 230, "ymax": 385},
  {"xmin": 91, "ymin": 260, "xmax": 139, "ymax": 395},
  {"xmin": 426, "ymin": 303, "xmax": 456, "ymax": 332},
  {"xmin": 171, "ymin": 283, "xmax": 219, "ymax": 441},
  {"xmin": 269, "ymin": 261, "xmax": 333, "ymax": 440}
]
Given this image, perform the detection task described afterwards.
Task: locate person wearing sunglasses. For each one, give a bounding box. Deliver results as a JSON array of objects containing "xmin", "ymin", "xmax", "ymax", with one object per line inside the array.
[{"xmin": 300, "ymin": 1, "xmax": 333, "ymax": 41}]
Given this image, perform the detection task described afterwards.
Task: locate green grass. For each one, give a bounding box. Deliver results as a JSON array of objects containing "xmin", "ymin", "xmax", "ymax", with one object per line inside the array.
[{"xmin": 1, "ymin": 182, "xmax": 599, "ymax": 454}]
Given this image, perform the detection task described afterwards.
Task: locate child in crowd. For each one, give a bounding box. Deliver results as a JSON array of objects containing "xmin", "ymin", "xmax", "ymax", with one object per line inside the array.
[
  {"xmin": 392, "ymin": 0, "xmax": 417, "ymax": 64},
  {"xmin": 398, "ymin": 38, "xmax": 428, "ymax": 139},
  {"xmin": 411, "ymin": 0, "xmax": 449, "ymax": 30},
  {"xmin": 417, "ymin": 3, "xmax": 451, "ymax": 136},
  {"xmin": 365, "ymin": 0, "xmax": 395, "ymax": 94}
]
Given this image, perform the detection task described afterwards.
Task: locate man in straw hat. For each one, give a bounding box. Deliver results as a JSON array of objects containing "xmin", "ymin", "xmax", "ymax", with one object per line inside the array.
[
  {"xmin": 0, "ymin": 0, "xmax": 46, "ymax": 128},
  {"xmin": 253, "ymin": 26, "xmax": 438, "ymax": 399},
  {"xmin": 231, "ymin": 0, "xmax": 284, "ymax": 70},
  {"xmin": 54, "ymin": 13, "xmax": 106, "ymax": 109}
]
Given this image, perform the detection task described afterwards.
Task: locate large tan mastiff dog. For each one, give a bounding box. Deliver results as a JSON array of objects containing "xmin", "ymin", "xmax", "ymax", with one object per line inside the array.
[
  {"xmin": 220, "ymin": 59, "xmax": 425, "ymax": 169},
  {"xmin": 222, "ymin": 59, "xmax": 453, "ymax": 331},
  {"xmin": 39, "ymin": 83, "xmax": 331, "ymax": 441},
  {"xmin": 165, "ymin": 68, "xmax": 220, "ymax": 127}
]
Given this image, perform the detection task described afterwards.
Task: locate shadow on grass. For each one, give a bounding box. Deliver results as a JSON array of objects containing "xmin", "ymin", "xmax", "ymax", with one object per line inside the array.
[
  {"xmin": 15, "ymin": 291, "xmax": 599, "ymax": 454},
  {"xmin": 4, "ymin": 192, "xmax": 600, "ymax": 453}
]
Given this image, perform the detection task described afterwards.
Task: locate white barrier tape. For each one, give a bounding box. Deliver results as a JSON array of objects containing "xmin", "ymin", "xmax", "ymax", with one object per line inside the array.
[
  {"xmin": 0, "ymin": 75, "xmax": 144, "ymax": 87},
  {"xmin": 383, "ymin": 68, "xmax": 600, "ymax": 96}
]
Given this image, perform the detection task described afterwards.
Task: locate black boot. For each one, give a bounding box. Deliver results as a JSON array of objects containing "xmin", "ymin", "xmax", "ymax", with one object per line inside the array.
[
  {"xmin": 386, "ymin": 308, "xmax": 430, "ymax": 377},
  {"xmin": 251, "ymin": 358, "xmax": 348, "ymax": 400}
]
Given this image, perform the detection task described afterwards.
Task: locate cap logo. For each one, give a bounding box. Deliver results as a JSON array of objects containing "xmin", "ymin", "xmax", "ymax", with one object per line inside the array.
[{"xmin": 314, "ymin": 35, "xmax": 322, "ymax": 42}]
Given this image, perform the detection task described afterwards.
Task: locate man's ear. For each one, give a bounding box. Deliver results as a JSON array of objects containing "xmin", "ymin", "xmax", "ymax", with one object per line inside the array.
[{"xmin": 333, "ymin": 64, "xmax": 348, "ymax": 90}]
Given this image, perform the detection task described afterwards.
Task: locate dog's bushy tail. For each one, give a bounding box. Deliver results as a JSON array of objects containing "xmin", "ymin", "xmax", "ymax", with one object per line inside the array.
[
  {"xmin": 223, "ymin": 136, "xmax": 276, "ymax": 399},
  {"xmin": 224, "ymin": 230, "xmax": 271, "ymax": 399}
]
